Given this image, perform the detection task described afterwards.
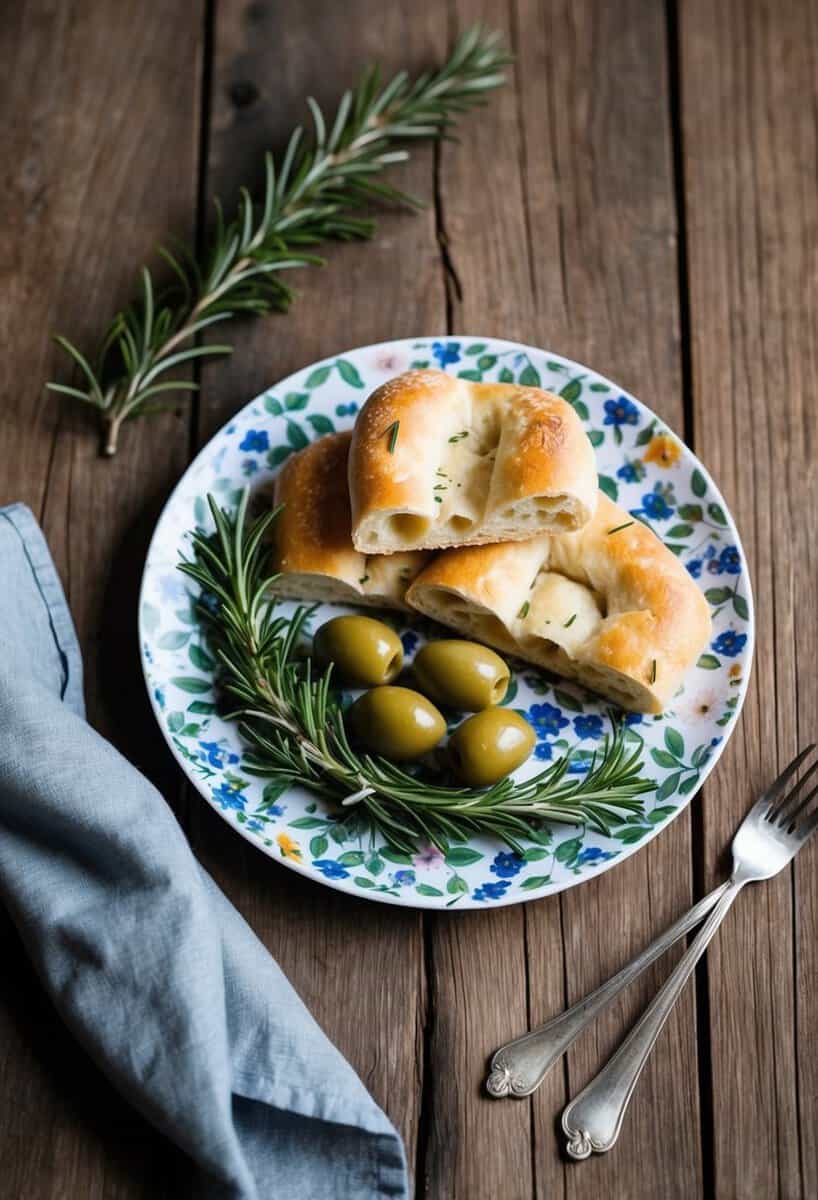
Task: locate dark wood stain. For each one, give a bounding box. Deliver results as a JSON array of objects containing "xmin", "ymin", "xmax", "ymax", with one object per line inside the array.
[{"xmin": 1, "ymin": 0, "xmax": 816, "ymax": 1196}]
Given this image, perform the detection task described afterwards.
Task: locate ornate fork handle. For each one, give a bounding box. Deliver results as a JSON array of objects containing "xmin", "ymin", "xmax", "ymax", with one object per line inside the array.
[
  {"xmin": 561, "ymin": 878, "xmax": 742, "ymax": 1157},
  {"xmin": 486, "ymin": 882, "xmax": 728, "ymax": 1099}
]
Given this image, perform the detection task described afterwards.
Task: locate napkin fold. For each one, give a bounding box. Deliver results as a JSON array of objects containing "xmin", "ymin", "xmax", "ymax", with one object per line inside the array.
[{"xmin": 0, "ymin": 503, "xmax": 408, "ymax": 1200}]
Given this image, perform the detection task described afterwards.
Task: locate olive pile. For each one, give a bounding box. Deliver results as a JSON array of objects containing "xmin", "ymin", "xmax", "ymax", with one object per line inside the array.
[{"xmin": 312, "ymin": 615, "xmax": 535, "ymax": 786}]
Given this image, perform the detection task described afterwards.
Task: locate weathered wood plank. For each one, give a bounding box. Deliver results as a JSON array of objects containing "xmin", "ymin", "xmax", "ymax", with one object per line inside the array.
[
  {"xmin": 193, "ymin": 0, "xmax": 448, "ymax": 1175},
  {"xmin": 0, "ymin": 1, "xmax": 204, "ymax": 1195},
  {"xmin": 681, "ymin": 1, "xmax": 818, "ymax": 1195},
  {"xmin": 521, "ymin": 0, "xmax": 705, "ymax": 1193},
  {"xmin": 426, "ymin": 0, "xmax": 702, "ymax": 1195},
  {"xmin": 420, "ymin": 1, "xmax": 535, "ymax": 1192}
]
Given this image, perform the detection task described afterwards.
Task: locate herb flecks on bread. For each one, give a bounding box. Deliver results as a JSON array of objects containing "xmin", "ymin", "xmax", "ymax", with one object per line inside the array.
[{"xmin": 348, "ymin": 369, "xmax": 597, "ymax": 554}]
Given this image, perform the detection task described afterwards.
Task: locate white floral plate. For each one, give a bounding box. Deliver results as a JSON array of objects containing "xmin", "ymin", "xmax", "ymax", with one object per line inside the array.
[{"xmin": 139, "ymin": 337, "xmax": 753, "ymax": 909}]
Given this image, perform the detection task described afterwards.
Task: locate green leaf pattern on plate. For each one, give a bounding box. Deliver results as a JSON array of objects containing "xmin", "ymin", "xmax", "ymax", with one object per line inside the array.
[{"xmin": 140, "ymin": 338, "xmax": 753, "ymax": 909}]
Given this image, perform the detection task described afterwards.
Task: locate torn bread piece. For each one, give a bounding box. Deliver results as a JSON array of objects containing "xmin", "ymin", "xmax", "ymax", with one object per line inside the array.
[
  {"xmin": 405, "ymin": 493, "xmax": 712, "ymax": 714},
  {"xmin": 271, "ymin": 432, "xmax": 429, "ymax": 609},
  {"xmin": 348, "ymin": 369, "xmax": 597, "ymax": 554}
]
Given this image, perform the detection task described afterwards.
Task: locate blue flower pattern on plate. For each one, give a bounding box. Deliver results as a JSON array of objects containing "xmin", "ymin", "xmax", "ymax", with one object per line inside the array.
[
  {"xmin": 141, "ymin": 337, "xmax": 753, "ymax": 908},
  {"xmin": 698, "ymin": 544, "xmax": 740, "ymax": 576},
  {"xmin": 400, "ymin": 631, "xmax": 419, "ymax": 656},
  {"xmin": 573, "ymin": 714, "xmax": 604, "ymax": 740},
  {"xmin": 431, "ymin": 341, "xmax": 461, "ymax": 368},
  {"xmin": 528, "ymin": 702, "xmax": 569, "ymax": 738},
  {"xmin": 617, "ymin": 459, "xmax": 646, "ymax": 483},
  {"xmin": 712, "ymin": 630, "xmax": 747, "ymax": 657},
  {"xmin": 640, "ymin": 483, "xmax": 674, "ymax": 520},
  {"xmin": 604, "ymin": 396, "xmax": 639, "ymax": 426},
  {"xmin": 198, "ymin": 740, "xmax": 240, "ymax": 769},
  {"xmin": 473, "ymin": 880, "xmax": 510, "ymax": 901},
  {"xmin": 576, "ymin": 846, "xmax": 615, "ymax": 867},
  {"xmin": 239, "ymin": 429, "xmax": 269, "ymax": 452},
  {"xmin": 212, "ymin": 783, "xmax": 246, "ymax": 812},
  {"xmin": 490, "ymin": 852, "xmax": 524, "ymax": 879},
  {"xmin": 313, "ymin": 859, "xmax": 350, "ymax": 880}
]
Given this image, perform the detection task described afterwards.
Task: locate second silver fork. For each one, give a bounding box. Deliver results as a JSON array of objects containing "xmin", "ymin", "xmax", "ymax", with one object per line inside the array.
[{"xmin": 486, "ymin": 746, "xmax": 818, "ymax": 1157}]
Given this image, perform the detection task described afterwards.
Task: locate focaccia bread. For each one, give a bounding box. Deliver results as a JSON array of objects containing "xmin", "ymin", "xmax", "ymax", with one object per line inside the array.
[
  {"xmin": 348, "ymin": 369, "xmax": 597, "ymax": 554},
  {"xmin": 405, "ymin": 493, "xmax": 712, "ymax": 713},
  {"xmin": 271, "ymin": 432, "xmax": 429, "ymax": 609}
]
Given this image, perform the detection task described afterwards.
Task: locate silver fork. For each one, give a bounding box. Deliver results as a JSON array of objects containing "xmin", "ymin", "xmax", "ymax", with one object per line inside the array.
[
  {"xmin": 560, "ymin": 746, "xmax": 818, "ymax": 1159},
  {"xmin": 486, "ymin": 883, "xmax": 727, "ymax": 1099}
]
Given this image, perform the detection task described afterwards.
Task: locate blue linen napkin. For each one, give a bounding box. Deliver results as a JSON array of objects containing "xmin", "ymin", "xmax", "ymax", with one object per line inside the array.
[{"xmin": 0, "ymin": 503, "xmax": 408, "ymax": 1200}]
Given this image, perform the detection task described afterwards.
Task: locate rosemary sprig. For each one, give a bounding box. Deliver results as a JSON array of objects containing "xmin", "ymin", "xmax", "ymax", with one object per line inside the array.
[
  {"xmin": 178, "ymin": 492, "xmax": 654, "ymax": 855},
  {"xmin": 47, "ymin": 26, "xmax": 510, "ymax": 456},
  {"xmin": 385, "ymin": 420, "xmax": 400, "ymax": 453}
]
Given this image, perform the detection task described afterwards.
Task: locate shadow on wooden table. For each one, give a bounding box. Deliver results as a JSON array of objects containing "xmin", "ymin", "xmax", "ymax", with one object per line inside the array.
[
  {"xmin": 96, "ymin": 492, "xmax": 190, "ymax": 808},
  {"xmin": 0, "ymin": 910, "xmax": 186, "ymax": 1197}
]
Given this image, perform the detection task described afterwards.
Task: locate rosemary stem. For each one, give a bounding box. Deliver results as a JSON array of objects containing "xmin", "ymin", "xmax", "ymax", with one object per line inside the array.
[
  {"xmin": 178, "ymin": 492, "xmax": 655, "ymax": 854},
  {"xmin": 103, "ymin": 411, "xmax": 125, "ymax": 456},
  {"xmin": 48, "ymin": 27, "xmax": 513, "ymax": 456}
]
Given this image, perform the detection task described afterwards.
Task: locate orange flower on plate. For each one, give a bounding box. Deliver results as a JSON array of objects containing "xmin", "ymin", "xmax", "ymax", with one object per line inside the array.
[
  {"xmin": 643, "ymin": 433, "xmax": 681, "ymax": 468},
  {"xmin": 276, "ymin": 832, "xmax": 302, "ymax": 861}
]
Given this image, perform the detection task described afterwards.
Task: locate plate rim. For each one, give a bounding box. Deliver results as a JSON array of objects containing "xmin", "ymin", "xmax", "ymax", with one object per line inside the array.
[{"xmin": 138, "ymin": 333, "xmax": 755, "ymax": 910}]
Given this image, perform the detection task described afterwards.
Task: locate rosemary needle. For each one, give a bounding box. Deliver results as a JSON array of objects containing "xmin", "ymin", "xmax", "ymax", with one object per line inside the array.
[
  {"xmin": 177, "ymin": 491, "xmax": 653, "ymax": 855},
  {"xmin": 47, "ymin": 27, "xmax": 512, "ymax": 456},
  {"xmin": 385, "ymin": 421, "xmax": 400, "ymax": 454}
]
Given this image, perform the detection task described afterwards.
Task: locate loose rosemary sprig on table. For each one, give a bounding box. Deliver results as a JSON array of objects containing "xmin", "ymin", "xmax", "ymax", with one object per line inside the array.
[
  {"xmin": 178, "ymin": 493, "xmax": 655, "ymax": 855},
  {"xmin": 47, "ymin": 26, "xmax": 510, "ymax": 456}
]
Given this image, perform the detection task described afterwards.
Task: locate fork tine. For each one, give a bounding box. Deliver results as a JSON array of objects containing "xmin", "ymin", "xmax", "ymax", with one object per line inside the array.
[
  {"xmin": 778, "ymin": 783, "xmax": 818, "ymax": 833},
  {"xmin": 794, "ymin": 805, "xmax": 818, "ymax": 845},
  {"xmin": 763, "ymin": 745, "xmax": 817, "ymax": 817},
  {"xmin": 770, "ymin": 758, "xmax": 818, "ymax": 825}
]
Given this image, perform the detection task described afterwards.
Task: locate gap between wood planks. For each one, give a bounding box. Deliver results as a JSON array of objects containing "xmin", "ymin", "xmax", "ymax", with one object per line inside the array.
[
  {"xmin": 190, "ymin": 0, "xmax": 218, "ymax": 464},
  {"xmin": 418, "ymin": 1, "xmax": 715, "ymax": 1194},
  {"xmin": 416, "ymin": 3, "xmax": 548, "ymax": 1195},
  {"xmin": 663, "ymin": 1, "xmax": 717, "ymax": 1197},
  {"xmin": 413, "ymin": 14, "xmax": 459, "ymax": 1194}
]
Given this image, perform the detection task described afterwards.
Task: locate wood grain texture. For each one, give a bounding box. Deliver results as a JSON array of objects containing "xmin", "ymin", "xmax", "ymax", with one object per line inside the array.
[
  {"xmin": 419, "ymin": 4, "xmax": 535, "ymax": 1197},
  {"xmin": 519, "ymin": 2, "xmax": 705, "ymax": 1195},
  {"xmin": 2, "ymin": 0, "xmax": 817, "ymax": 1196},
  {"xmin": 0, "ymin": 1, "xmax": 204, "ymax": 1195},
  {"xmin": 681, "ymin": 1, "xmax": 818, "ymax": 1196},
  {"xmin": 191, "ymin": 0, "xmax": 448, "ymax": 1172},
  {"xmin": 426, "ymin": 0, "xmax": 702, "ymax": 1195}
]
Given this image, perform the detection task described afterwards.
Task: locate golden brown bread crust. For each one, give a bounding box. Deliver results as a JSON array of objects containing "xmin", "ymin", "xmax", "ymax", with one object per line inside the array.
[
  {"xmin": 271, "ymin": 433, "xmax": 429, "ymax": 608},
  {"xmin": 273, "ymin": 432, "xmax": 359, "ymax": 582},
  {"xmin": 405, "ymin": 493, "xmax": 712, "ymax": 713},
  {"xmin": 272, "ymin": 433, "xmax": 710, "ymax": 714},
  {"xmin": 348, "ymin": 369, "xmax": 597, "ymax": 553}
]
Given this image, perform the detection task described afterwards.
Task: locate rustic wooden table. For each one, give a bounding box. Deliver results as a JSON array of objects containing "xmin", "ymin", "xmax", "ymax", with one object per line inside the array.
[{"xmin": 2, "ymin": 1, "xmax": 816, "ymax": 1197}]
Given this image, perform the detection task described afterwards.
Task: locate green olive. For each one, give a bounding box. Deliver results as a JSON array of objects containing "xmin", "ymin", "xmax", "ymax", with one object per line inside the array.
[
  {"xmin": 346, "ymin": 686, "xmax": 446, "ymax": 761},
  {"xmin": 313, "ymin": 615, "xmax": 403, "ymax": 687},
  {"xmin": 448, "ymin": 709, "xmax": 535, "ymax": 787},
  {"xmin": 412, "ymin": 639, "xmax": 510, "ymax": 711}
]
